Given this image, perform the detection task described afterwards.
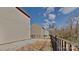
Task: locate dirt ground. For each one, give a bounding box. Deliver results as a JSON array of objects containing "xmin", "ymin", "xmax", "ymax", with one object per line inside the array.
[{"xmin": 16, "ymin": 39, "xmax": 52, "ymax": 51}]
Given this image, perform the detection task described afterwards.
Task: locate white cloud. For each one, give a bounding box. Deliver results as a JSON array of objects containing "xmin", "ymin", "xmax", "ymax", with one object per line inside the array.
[
  {"xmin": 44, "ymin": 19, "xmax": 56, "ymax": 25},
  {"xmin": 59, "ymin": 7, "xmax": 78, "ymax": 14},
  {"xmin": 46, "ymin": 7, "xmax": 55, "ymax": 13},
  {"xmin": 52, "ymin": 21, "xmax": 56, "ymax": 23},
  {"xmin": 42, "ymin": 18, "xmax": 56, "ymax": 29},
  {"xmin": 43, "ymin": 19, "xmax": 50, "ymax": 27},
  {"xmin": 43, "ymin": 7, "xmax": 56, "ymax": 20},
  {"xmin": 48, "ymin": 14, "xmax": 56, "ymax": 20},
  {"xmin": 42, "ymin": 7, "xmax": 56, "ymax": 29},
  {"xmin": 42, "ymin": 22, "xmax": 49, "ymax": 29},
  {"xmin": 43, "ymin": 13, "xmax": 46, "ymax": 17},
  {"xmin": 49, "ymin": 21, "xmax": 55, "ymax": 25},
  {"xmin": 44, "ymin": 19, "xmax": 49, "ymax": 23},
  {"xmin": 43, "ymin": 7, "xmax": 55, "ymax": 17}
]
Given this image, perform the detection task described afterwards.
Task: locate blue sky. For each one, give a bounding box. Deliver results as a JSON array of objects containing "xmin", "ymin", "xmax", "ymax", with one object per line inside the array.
[
  {"xmin": 22, "ymin": 7, "xmax": 46, "ymax": 25},
  {"xmin": 21, "ymin": 7, "xmax": 79, "ymax": 29}
]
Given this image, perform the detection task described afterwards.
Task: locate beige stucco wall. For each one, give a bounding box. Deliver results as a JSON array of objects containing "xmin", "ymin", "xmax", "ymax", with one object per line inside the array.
[{"xmin": 0, "ymin": 7, "xmax": 30, "ymax": 44}]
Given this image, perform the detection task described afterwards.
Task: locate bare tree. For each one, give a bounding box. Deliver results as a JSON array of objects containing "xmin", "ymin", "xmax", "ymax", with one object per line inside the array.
[{"xmin": 68, "ymin": 16, "xmax": 79, "ymax": 41}]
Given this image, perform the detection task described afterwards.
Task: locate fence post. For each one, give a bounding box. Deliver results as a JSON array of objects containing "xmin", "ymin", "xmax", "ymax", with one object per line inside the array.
[
  {"xmin": 69, "ymin": 44, "xmax": 72, "ymax": 51},
  {"xmin": 63, "ymin": 41, "xmax": 66, "ymax": 51},
  {"xmin": 56, "ymin": 38, "xmax": 61, "ymax": 51},
  {"xmin": 66, "ymin": 43, "xmax": 70, "ymax": 51},
  {"xmin": 58, "ymin": 39, "xmax": 62, "ymax": 51},
  {"xmin": 60, "ymin": 40, "xmax": 62, "ymax": 51},
  {"xmin": 61, "ymin": 40, "xmax": 63, "ymax": 51}
]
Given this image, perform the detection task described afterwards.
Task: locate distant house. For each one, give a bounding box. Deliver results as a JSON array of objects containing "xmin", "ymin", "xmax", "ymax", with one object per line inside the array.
[
  {"xmin": 42, "ymin": 29, "xmax": 50, "ymax": 39},
  {"xmin": 31, "ymin": 24, "xmax": 49, "ymax": 39},
  {"xmin": 0, "ymin": 7, "xmax": 30, "ymax": 50}
]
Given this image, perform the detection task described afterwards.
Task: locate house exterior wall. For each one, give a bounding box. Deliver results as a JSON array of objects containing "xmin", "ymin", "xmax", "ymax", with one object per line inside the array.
[
  {"xmin": 0, "ymin": 7, "xmax": 30, "ymax": 44},
  {"xmin": 42, "ymin": 29, "xmax": 50, "ymax": 39},
  {"xmin": 31, "ymin": 24, "xmax": 49, "ymax": 39},
  {"xmin": 31, "ymin": 24, "xmax": 43, "ymax": 39}
]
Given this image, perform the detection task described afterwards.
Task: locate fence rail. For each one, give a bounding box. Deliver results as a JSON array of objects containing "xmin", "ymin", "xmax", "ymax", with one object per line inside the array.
[{"xmin": 50, "ymin": 35, "xmax": 79, "ymax": 51}]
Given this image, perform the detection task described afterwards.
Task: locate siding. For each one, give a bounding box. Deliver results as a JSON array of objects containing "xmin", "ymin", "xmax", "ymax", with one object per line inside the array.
[{"xmin": 0, "ymin": 7, "xmax": 30, "ymax": 44}]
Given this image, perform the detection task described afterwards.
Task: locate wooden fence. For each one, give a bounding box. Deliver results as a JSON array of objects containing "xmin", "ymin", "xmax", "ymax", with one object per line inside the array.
[{"xmin": 50, "ymin": 35, "xmax": 79, "ymax": 51}]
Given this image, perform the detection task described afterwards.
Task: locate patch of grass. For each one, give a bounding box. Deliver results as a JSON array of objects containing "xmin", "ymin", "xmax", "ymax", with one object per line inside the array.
[{"xmin": 16, "ymin": 39, "xmax": 52, "ymax": 51}]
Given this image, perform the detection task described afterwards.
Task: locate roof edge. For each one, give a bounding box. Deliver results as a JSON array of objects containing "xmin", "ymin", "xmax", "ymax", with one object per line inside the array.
[{"xmin": 16, "ymin": 7, "xmax": 30, "ymax": 18}]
